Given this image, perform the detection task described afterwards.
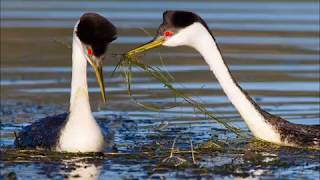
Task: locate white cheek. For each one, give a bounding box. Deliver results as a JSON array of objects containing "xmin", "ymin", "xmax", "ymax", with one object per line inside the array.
[
  {"xmin": 162, "ymin": 23, "xmax": 205, "ymax": 48},
  {"xmin": 163, "ymin": 35, "xmax": 188, "ymax": 47},
  {"xmin": 163, "ymin": 37, "xmax": 178, "ymax": 47}
]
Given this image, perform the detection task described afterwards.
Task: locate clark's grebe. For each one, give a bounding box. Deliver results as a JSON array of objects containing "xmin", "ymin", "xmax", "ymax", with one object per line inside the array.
[
  {"xmin": 127, "ymin": 10, "xmax": 320, "ymax": 149},
  {"xmin": 14, "ymin": 13, "xmax": 117, "ymax": 152}
]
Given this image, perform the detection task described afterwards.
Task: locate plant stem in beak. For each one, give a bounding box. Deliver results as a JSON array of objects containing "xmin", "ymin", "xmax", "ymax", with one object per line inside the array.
[{"xmin": 127, "ymin": 38, "xmax": 164, "ymax": 56}]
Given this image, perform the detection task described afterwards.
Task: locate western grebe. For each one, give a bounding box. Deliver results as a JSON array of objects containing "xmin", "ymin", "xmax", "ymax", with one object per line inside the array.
[
  {"xmin": 127, "ymin": 10, "xmax": 320, "ymax": 149},
  {"xmin": 14, "ymin": 13, "xmax": 117, "ymax": 152}
]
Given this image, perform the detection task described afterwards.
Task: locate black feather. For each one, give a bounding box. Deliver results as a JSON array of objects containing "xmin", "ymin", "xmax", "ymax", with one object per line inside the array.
[
  {"xmin": 14, "ymin": 113, "xmax": 69, "ymax": 150},
  {"xmin": 156, "ymin": 10, "xmax": 211, "ymax": 38},
  {"xmin": 76, "ymin": 13, "xmax": 117, "ymax": 57}
]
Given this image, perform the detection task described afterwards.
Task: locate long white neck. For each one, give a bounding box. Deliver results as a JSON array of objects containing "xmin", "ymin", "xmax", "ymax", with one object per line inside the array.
[
  {"xmin": 184, "ymin": 24, "xmax": 281, "ymax": 143},
  {"xmin": 69, "ymin": 33, "xmax": 91, "ymax": 112},
  {"xmin": 57, "ymin": 31, "xmax": 104, "ymax": 152}
]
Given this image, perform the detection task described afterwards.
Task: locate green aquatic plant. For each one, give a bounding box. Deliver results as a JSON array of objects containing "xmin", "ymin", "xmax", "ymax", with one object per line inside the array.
[
  {"xmin": 116, "ymin": 53, "xmax": 243, "ymax": 137},
  {"xmin": 161, "ymin": 137, "xmax": 188, "ymax": 167},
  {"xmin": 196, "ymin": 140, "xmax": 223, "ymax": 152}
]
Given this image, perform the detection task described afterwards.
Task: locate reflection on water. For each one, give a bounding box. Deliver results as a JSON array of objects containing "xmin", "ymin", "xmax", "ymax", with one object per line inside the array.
[
  {"xmin": 62, "ymin": 159, "xmax": 102, "ymax": 180},
  {"xmin": 1, "ymin": 0, "xmax": 319, "ymax": 179},
  {"xmin": 11, "ymin": 81, "xmax": 319, "ymax": 93}
]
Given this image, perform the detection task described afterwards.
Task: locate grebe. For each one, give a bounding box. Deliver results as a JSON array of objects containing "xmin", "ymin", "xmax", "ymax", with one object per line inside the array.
[
  {"xmin": 14, "ymin": 13, "xmax": 117, "ymax": 152},
  {"xmin": 127, "ymin": 10, "xmax": 320, "ymax": 149}
]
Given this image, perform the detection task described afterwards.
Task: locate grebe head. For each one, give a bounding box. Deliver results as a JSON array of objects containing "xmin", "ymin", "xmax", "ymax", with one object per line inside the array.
[
  {"xmin": 75, "ymin": 12, "xmax": 117, "ymax": 102},
  {"xmin": 127, "ymin": 10, "xmax": 210, "ymax": 55}
]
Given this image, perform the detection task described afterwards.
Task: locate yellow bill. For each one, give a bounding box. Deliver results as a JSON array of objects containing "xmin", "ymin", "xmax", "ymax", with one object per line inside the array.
[
  {"xmin": 127, "ymin": 38, "xmax": 164, "ymax": 56},
  {"xmin": 92, "ymin": 63, "xmax": 106, "ymax": 103}
]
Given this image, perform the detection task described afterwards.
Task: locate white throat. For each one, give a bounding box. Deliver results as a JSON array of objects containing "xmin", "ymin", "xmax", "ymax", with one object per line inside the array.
[
  {"xmin": 174, "ymin": 23, "xmax": 282, "ymax": 144},
  {"xmin": 69, "ymin": 31, "xmax": 90, "ymax": 111},
  {"xmin": 57, "ymin": 26, "xmax": 104, "ymax": 152}
]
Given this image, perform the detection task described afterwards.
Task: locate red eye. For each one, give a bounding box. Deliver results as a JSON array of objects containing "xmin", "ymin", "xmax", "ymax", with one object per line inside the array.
[
  {"xmin": 164, "ymin": 31, "xmax": 173, "ymax": 37},
  {"xmin": 87, "ymin": 48, "xmax": 93, "ymax": 55}
]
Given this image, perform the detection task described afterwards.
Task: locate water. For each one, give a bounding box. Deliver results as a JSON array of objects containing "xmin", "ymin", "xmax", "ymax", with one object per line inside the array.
[{"xmin": 1, "ymin": 0, "xmax": 320, "ymax": 179}]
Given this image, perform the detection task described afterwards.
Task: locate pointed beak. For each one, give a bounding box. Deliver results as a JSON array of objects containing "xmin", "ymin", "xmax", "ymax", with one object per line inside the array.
[
  {"xmin": 127, "ymin": 37, "xmax": 164, "ymax": 56},
  {"xmin": 90, "ymin": 58, "xmax": 106, "ymax": 103}
]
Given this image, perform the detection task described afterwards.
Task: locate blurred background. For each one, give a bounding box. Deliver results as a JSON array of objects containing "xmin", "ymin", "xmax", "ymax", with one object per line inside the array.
[{"xmin": 1, "ymin": 0, "xmax": 319, "ymax": 179}]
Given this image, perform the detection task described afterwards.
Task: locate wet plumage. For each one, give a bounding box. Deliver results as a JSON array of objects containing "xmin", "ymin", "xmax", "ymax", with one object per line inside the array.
[
  {"xmin": 14, "ymin": 113, "xmax": 113, "ymax": 150},
  {"xmin": 15, "ymin": 113, "xmax": 68, "ymax": 150}
]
